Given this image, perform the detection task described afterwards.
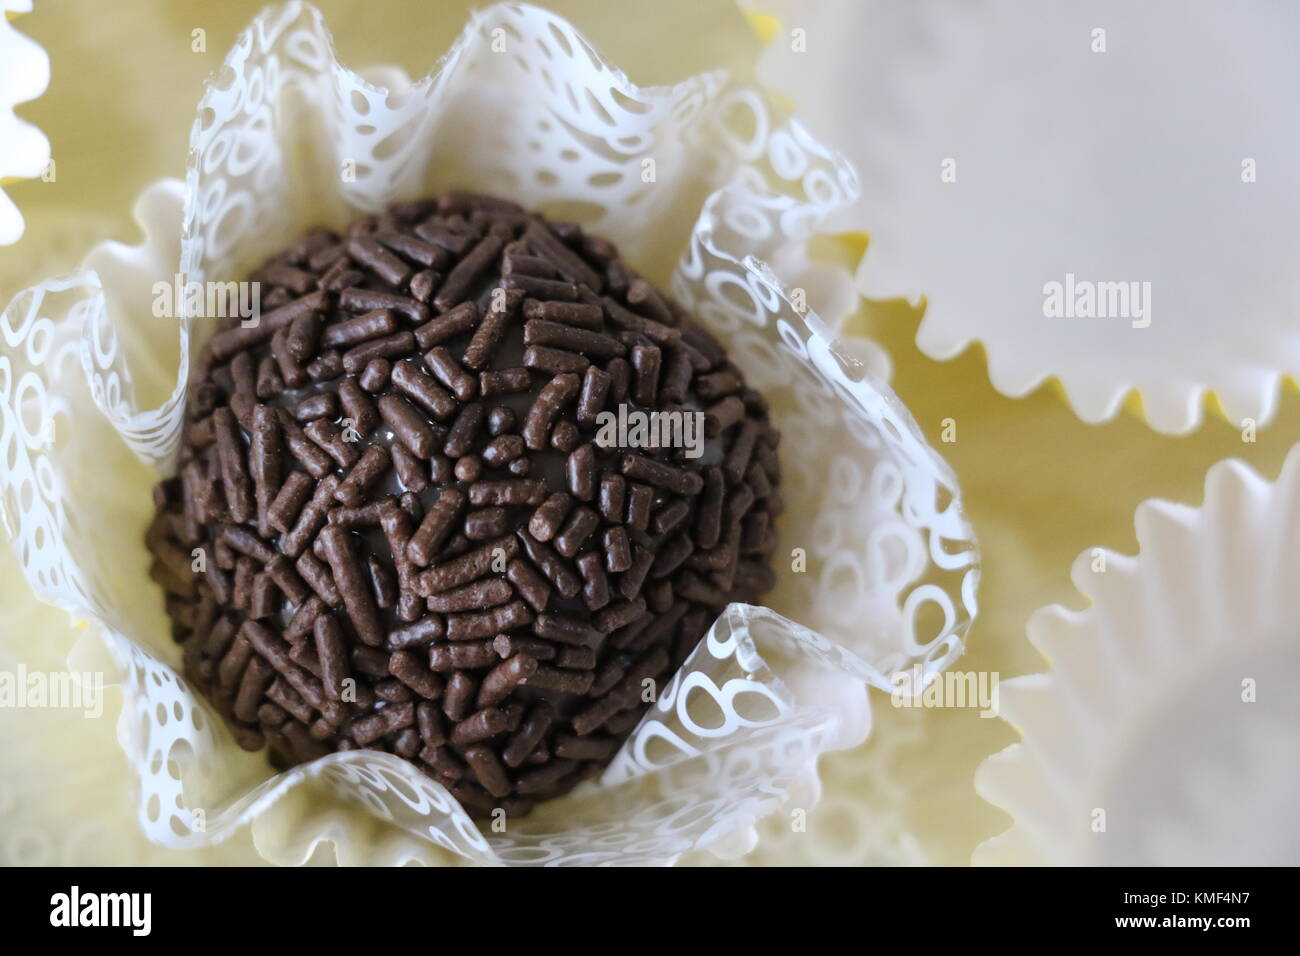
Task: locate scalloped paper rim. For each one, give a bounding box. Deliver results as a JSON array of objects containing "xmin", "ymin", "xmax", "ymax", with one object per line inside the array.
[
  {"xmin": 740, "ymin": 1, "xmax": 1298, "ymax": 437},
  {"xmin": 0, "ymin": 0, "xmax": 51, "ymax": 245}
]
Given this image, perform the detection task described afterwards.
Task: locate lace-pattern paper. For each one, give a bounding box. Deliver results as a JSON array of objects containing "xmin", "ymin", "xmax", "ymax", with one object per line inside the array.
[{"xmin": 0, "ymin": 1, "xmax": 978, "ymax": 865}]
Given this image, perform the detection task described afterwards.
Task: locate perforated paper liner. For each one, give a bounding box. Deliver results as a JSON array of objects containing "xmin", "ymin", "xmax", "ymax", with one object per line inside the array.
[{"xmin": 0, "ymin": 1, "xmax": 978, "ymax": 865}]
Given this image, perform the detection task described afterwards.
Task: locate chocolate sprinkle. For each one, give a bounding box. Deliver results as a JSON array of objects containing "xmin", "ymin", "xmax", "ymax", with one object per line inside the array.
[{"xmin": 147, "ymin": 193, "xmax": 782, "ymax": 820}]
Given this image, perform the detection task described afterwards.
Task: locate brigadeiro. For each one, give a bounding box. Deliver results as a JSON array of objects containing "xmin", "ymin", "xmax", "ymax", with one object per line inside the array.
[{"xmin": 145, "ymin": 192, "xmax": 783, "ymax": 819}]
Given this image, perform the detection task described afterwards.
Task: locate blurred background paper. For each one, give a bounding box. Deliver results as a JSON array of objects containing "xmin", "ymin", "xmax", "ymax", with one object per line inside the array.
[{"xmin": 978, "ymin": 450, "xmax": 1300, "ymax": 866}]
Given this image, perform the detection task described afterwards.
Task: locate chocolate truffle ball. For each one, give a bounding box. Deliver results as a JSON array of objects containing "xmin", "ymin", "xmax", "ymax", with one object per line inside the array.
[{"xmin": 146, "ymin": 193, "xmax": 782, "ymax": 819}]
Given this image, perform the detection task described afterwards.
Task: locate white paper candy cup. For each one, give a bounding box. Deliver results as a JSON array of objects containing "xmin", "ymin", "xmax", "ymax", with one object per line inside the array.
[
  {"xmin": 747, "ymin": 0, "xmax": 1300, "ymax": 435},
  {"xmin": 0, "ymin": 1, "xmax": 978, "ymax": 865},
  {"xmin": 975, "ymin": 447, "xmax": 1300, "ymax": 865},
  {"xmin": 0, "ymin": 0, "xmax": 50, "ymax": 245}
]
